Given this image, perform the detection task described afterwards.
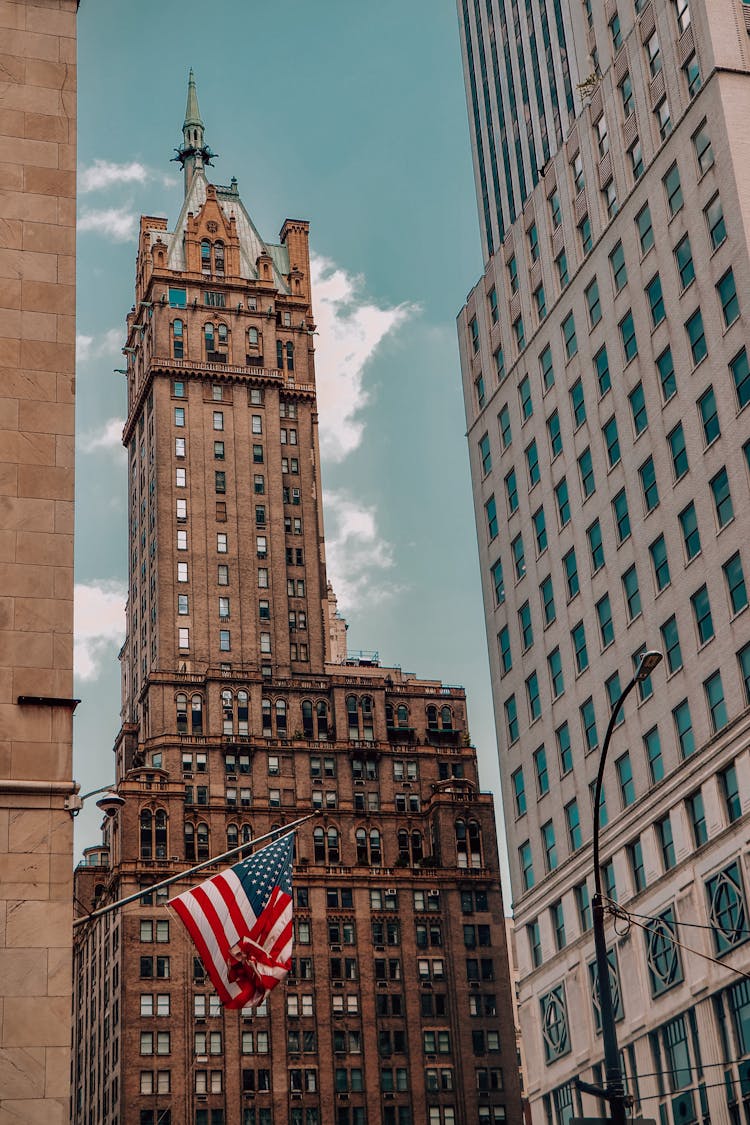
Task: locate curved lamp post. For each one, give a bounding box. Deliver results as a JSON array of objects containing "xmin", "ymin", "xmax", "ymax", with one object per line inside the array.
[
  {"xmin": 589, "ymin": 649, "xmax": 662, "ymax": 1123},
  {"xmin": 66, "ymin": 783, "xmax": 123, "ymax": 818}
]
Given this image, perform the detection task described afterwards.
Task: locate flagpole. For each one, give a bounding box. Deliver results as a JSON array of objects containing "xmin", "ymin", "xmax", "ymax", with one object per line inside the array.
[{"xmin": 72, "ymin": 812, "xmax": 318, "ymax": 929}]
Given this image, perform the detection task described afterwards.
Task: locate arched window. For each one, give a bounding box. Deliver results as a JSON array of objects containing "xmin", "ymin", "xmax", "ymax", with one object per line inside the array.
[
  {"xmin": 302, "ymin": 700, "xmax": 314, "ymax": 739},
  {"xmin": 369, "ymin": 828, "xmax": 382, "ymax": 865},
  {"xmin": 140, "ymin": 809, "xmax": 153, "ymax": 859},
  {"xmin": 361, "ymin": 697, "xmax": 374, "ymax": 742},
  {"xmin": 172, "ymin": 318, "xmax": 184, "ymax": 359},
  {"xmin": 176, "ymin": 694, "xmax": 188, "ymax": 735},
  {"xmin": 397, "ymin": 704, "xmax": 409, "ymax": 728},
  {"xmin": 214, "ymin": 241, "xmax": 225, "ymax": 274},
  {"xmin": 184, "ymin": 821, "xmax": 195, "ymax": 862},
  {"xmin": 397, "ymin": 829, "xmax": 409, "ymax": 862},
  {"xmin": 316, "ymin": 701, "xmax": 329, "ymax": 739},
  {"xmin": 314, "ymin": 827, "xmax": 326, "ymax": 862},
  {"xmin": 241, "ymin": 823, "xmax": 252, "ymax": 859},
  {"xmin": 441, "ymin": 706, "xmax": 453, "ymax": 730},
  {"xmin": 455, "ymin": 819, "xmax": 468, "ymax": 869},
  {"xmin": 276, "ymin": 340, "xmax": 284, "ymax": 369},
  {"xmin": 356, "ymin": 828, "xmax": 368, "ymax": 865},
  {"xmin": 386, "ymin": 702, "xmax": 394, "ymax": 727},
  {"xmin": 237, "ymin": 690, "xmax": 249, "ymax": 735},
  {"xmin": 468, "ymin": 820, "xmax": 482, "ymax": 868},
  {"xmin": 227, "ymin": 823, "xmax": 238, "ymax": 849},
  {"xmin": 248, "ymin": 327, "xmax": 259, "ymax": 348},
  {"xmin": 276, "ymin": 699, "xmax": 287, "ymax": 735},
  {"xmin": 154, "ymin": 809, "xmax": 167, "ymax": 859},
  {"xmin": 204, "ymin": 323, "xmax": 215, "ymax": 356},
  {"xmin": 427, "ymin": 705, "xmax": 439, "ymax": 730},
  {"xmin": 286, "ymin": 341, "xmax": 294, "ymax": 371},
  {"xmin": 201, "ymin": 239, "xmax": 211, "ymax": 273},
  {"xmin": 222, "ymin": 690, "xmax": 233, "ymax": 735},
  {"xmin": 217, "ymin": 323, "xmax": 228, "ymax": 349},
  {"xmin": 262, "ymin": 698, "xmax": 272, "ymax": 737},
  {"xmin": 197, "ymin": 822, "xmax": 209, "ymax": 862},
  {"xmin": 346, "ymin": 696, "xmax": 358, "ymax": 739},
  {"xmin": 411, "ymin": 830, "xmax": 423, "ymax": 863},
  {"xmin": 327, "ymin": 826, "xmax": 339, "ymax": 863},
  {"xmin": 191, "ymin": 695, "xmax": 203, "ymax": 735}
]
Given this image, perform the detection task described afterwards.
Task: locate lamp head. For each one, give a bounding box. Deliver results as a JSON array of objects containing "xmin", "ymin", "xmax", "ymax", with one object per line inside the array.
[
  {"xmin": 636, "ymin": 650, "xmax": 662, "ymax": 681},
  {"xmin": 95, "ymin": 792, "xmax": 125, "ymax": 818}
]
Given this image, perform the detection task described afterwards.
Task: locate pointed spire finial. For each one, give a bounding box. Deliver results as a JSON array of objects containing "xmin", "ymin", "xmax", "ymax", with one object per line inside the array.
[
  {"xmin": 171, "ymin": 69, "xmax": 218, "ymax": 196},
  {"xmin": 184, "ymin": 67, "xmax": 203, "ymax": 130}
]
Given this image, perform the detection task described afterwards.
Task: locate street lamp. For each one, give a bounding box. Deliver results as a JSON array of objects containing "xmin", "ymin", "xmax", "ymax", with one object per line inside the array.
[
  {"xmin": 587, "ymin": 649, "xmax": 662, "ymax": 1123},
  {"xmin": 66, "ymin": 783, "xmax": 124, "ymax": 817}
]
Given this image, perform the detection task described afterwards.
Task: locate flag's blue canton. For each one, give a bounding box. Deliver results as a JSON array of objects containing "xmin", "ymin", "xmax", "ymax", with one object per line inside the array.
[{"xmin": 232, "ymin": 833, "xmax": 294, "ymax": 914}]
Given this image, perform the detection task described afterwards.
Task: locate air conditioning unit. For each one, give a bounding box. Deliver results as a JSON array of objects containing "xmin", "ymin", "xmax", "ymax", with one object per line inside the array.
[
  {"xmin": 330, "ymin": 944, "xmax": 342, "ymax": 953},
  {"xmin": 385, "ymin": 888, "xmax": 397, "ymax": 896},
  {"xmin": 171, "ymin": 856, "xmax": 180, "ymax": 862},
  {"xmin": 384, "ymin": 1093, "xmax": 395, "ymax": 1101}
]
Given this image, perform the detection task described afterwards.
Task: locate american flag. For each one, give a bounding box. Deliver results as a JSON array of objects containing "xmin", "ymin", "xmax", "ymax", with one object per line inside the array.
[{"xmin": 168, "ymin": 831, "xmax": 294, "ymax": 1010}]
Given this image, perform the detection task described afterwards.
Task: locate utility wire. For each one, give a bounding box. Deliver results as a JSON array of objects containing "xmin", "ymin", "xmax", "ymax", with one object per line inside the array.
[
  {"xmin": 602, "ymin": 898, "xmax": 750, "ymax": 984},
  {"xmin": 626, "ymin": 905, "xmax": 750, "ymax": 937}
]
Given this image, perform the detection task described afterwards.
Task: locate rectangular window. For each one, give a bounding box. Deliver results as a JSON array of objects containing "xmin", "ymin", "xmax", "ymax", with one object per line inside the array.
[
  {"xmin": 704, "ymin": 670, "xmax": 728, "ymax": 733},
  {"xmin": 629, "ymin": 839, "xmax": 647, "ymax": 892},
  {"xmin": 644, "ymin": 726, "xmax": 664, "ymax": 784},
  {"xmin": 636, "ymin": 205, "xmax": 654, "ymax": 254},
  {"xmin": 668, "ymin": 423, "xmax": 689, "ymax": 480},
  {"xmin": 679, "ymin": 502, "xmax": 701, "ymax": 560},
  {"xmin": 539, "ymin": 345, "xmax": 554, "ymax": 392},
  {"xmin": 552, "ymin": 900, "xmax": 566, "ymax": 950},
  {"xmin": 723, "ymin": 552, "xmax": 748, "ymax": 614},
  {"xmin": 505, "ymin": 695, "xmax": 519, "ymax": 745},
  {"xmin": 661, "ymin": 614, "xmax": 683, "ymax": 674},
  {"xmin": 686, "ymin": 790, "xmax": 707, "ymax": 847},
  {"xmin": 512, "ymin": 768, "xmax": 526, "ymax": 816},
  {"xmin": 519, "ymin": 375, "xmax": 533, "ymax": 420},
  {"xmin": 495, "ymin": 345, "xmax": 506, "ymax": 382},
  {"xmin": 610, "ymin": 242, "xmax": 627, "ymax": 292},
  {"xmin": 603, "ymin": 417, "xmax": 620, "ymax": 468},
  {"xmin": 732, "ymin": 348, "xmax": 750, "ymax": 410},
  {"xmin": 585, "ymin": 279, "xmax": 601, "ymax": 327},
  {"xmin": 691, "ymin": 584, "xmax": 714, "ymax": 644},
  {"xmin": 646, "ymin": 29, "xmax": 662, "ymax": 75},
  {"xmin": 581, "ymin": 697, "xmax": 598, "ymax": 752},
  {"xmin": 519, "ymin": 841, "xmax": 534, "ymax": 890},
  {"xmin": 717, "ymin": 269, "xmax": 740, "ymax": 327},
  {"xmin": 547, "ymin": 409, "xmax": 562, "ymax": 458},
  {"xmin": 646, "ymin": 274, "xmax": 666, "ymax": 326},
  {"xmin": 498, "ymin": 626, "xmax": 512, "ymax": 676},
  {"xmin": 554, "ymin": 478, "xmax": 570, "ymax": 527},
  {"xmin": 541, "ymin": 820, "xmax": 557, "ymax": 872},
  {"xmin": 620, "ymin": 311, "xmax": 637, "ymax": 363},
  {"xmin": 639, "ymin": 456, "xmax": 659, "ymax": 513},
  {"xmin": 673, "ymin": 699, "xmax": 695, "ymax": 758},
  {"xmin": 576, "ymin": 882, "xmax": 592, "ymax": 931},
  {"xmin": 518, "ymin": 601, "xmax": 533, "ymax": 649},
  {"xmin": 719, "ymin": 764, "xmax": 741, "ymax": 822},
  {"xmin": 570, "ymin": 379, "xmax": 586, "ymax": 427},
  {"xmin": 578, "ymin": 447, "xmax": 595, "ymax": 498},
  {"xmin": 548, "ymin": 647, "xmax": 564, "ymax": 697},
  {"xmin": 711, "ymin": 466, "xmax": 734, "ymax": 527},
  {"xmin": 534, "ymin": 746, "xmax": 549, "ymax": 796},
  {"xmin": 587, "ymin": 519, "xmax": 604, "ymax": 572},
  {"xmin": 491, "ymin": 559, "xmax": 505, "ymax": 606},
  {"xmin": 664, "ymin": 163, "xmax": 683, "ymax": 215},
  {"xmin": 612, "ymin": 489, "xmax": 630, "ymax": 544},
  {"xmin": 596, "ymin": 594, "xmax": 614, "ymax": 649},
  {"xmin": 649, "ymin": 535, "xmax": 670, "ymax": 592},
  {"xmin": 571, "ymin": 621, "xmax": 588, "ymax": 673},
  {"xmin": 674, "ymin": 234, "xmax": 695, "ymax": 290},
  {"xmin": 557, "ymin": 721, "xmax": 573, "ymax": 774},
  {"xmin": 579, "ymin": 214, "xmax": 593, "ymax": 254},
  {"xmin": 485, "ymin": 496, "xmax": 498, "ymax": 540},
  {"xmin": 698, "ymin": 387, "xmax": 720, "ymax": 445},
  {"xmin": 556, "ymin": 249, "xmax": 569, "ymax": 287},
  {"xmin": 616, "ymin": 752, "xmax": 635, "ymax": 807},
  {"xmin": 499, "ymin": 404, "xmax": 511, "ymax": 449},
  {"xmin": 532, "ymin": 506, "xmax": 547, "ymax": 554},
  {"xmin": 563, "ymin": 548, "xmax": 579, "ymax": 599},
  {"xmin": 565, "ymin": 799, "xmax": 582, "ymax": 851},
  {"xmin": 621, "ymin": 72, "xmax": 634, "ymax": 117},
  {"xmin": 526, "ymin": 671, "xmax": 541, "ymax": 721},
  {"xmin": 693, "ymin": 122, "xmax": 714, "ymax": 174},
  {"xmin": 705, "ymin": 194, "xmax": 726, "ymax": 250},
  {"xmin": 512, "ymin": 533, "xmax": 525, "ymax": 579},
  {"xmin": 505, "ymin": 469, "xmax": 518, "ymax": 514},
  {"xmin": 623, "ymin": 565, "xmax": 641, "ymax": 620},
  {"xmin": 686, "ymin": 309, "xmax": 707, "ymax": 366},
  {"xmin": 657, "ymin": 346, "xmax": 676, "ymax": 402},
  {"xmin": 594, "ymin": 345, "xmax": 610, "ymax": 396}
]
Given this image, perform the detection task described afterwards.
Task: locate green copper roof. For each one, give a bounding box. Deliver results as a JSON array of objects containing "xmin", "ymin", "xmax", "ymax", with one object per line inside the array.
[{"xmin": 183, "ymin": 68, "xmax": 203, "ymax": 129}]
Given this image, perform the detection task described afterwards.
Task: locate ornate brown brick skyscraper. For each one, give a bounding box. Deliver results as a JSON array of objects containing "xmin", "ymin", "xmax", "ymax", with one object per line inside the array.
[{"xmin": 73, "ymin": 74, "xmax": 522, "ymax": 1125}]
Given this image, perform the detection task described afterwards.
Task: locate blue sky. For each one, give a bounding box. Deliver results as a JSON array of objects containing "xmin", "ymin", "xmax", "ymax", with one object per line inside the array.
[{"xmin": 73, "ymin": 1, "xmax": 508, "ymax": 887}]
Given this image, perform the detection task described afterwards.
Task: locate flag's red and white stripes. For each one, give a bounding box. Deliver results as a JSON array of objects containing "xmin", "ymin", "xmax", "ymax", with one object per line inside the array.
[{"xmin": 170, "ymin": 867, "xmax": 292, "ymax": 1009}]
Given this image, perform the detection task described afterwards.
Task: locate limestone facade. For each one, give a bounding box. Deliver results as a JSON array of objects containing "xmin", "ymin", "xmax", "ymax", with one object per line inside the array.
[{"xmin": 0, "ymin": 0, "xmax": 77, "ymax": 1121}]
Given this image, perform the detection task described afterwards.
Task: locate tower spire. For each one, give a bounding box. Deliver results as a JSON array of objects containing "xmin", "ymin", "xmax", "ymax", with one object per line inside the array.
[{"xmin": 171, "ymin": 68, "xmax": 218, "ymax": 195}]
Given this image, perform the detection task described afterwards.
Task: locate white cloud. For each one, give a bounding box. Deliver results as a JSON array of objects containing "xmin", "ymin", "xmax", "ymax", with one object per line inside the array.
[
  {"xmin": 78, "ymin": 417, "xmax": 125, "ymax": 456},
  {"xmin": 74, "ymin": 581, "xmax": 127, "ymax": 682},
  {"xmin": 311, "ymin": 254, "xmax": 417, "ymax": 463},
  {"xmin": 80, "ymin": 159, "xmax": 150, "ymax": 193},
  {"xmin": 76, "ymin": 327, "xmax": 123, "ymax": 362},
  {"xmin": 78, "ymin": 206, "xmax": 138, "ymax": 242},
  {"xmin": 323, "ymin": 490, "xmax": 401, "ymax": 613}
]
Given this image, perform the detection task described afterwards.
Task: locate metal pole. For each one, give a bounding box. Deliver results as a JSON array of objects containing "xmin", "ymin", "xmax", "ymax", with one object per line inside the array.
[
  {"xmin": 72, "ymin": 812, "xmax": 317, "ymax": 929},
  {"xmin": 590, "ymin": 650, "xmax": 661, "ymax": 1122}
]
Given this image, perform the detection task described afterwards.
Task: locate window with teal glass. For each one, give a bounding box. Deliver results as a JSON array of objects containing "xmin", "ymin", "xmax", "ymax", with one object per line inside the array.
[
  {"xmin": 576, "ymin": 882, "xmax": 592, "ymax": 931},
  {"xmin": 596, "ymin": 594, "xmax": 614, "ymax": 648},
  {"xmin": 674, "ymin": 234, "xmax": 695, "ymax": 289},
  {"xmin": 616, "ymin": 751, "xmax": 635, "ymax": 807},
  {"xmin": 498, "ymin": 625, "xmax": 512, "ymax": 675},
  {"xmin": 540, "ymin": 575, "xmax": 556, "ymax": 625},
  {"xmin": 485, "ymin": 495, "xmax": 498, "ymax": 540},
  {"xmin": 610, "ymin": 241, "xmax": 627, "ymax": 291},
  {"xmin": 686, "ymin": 308, "xmax": 707, "ymax": 365},
  {"xmin": 639, "ymin": 455, "xmax": 659, "ymax": 513},
  {"xmin": 649, "ymin": 534, "xmax": 670, "ymax": 592},
  {"xmin": 698, "ymin": 386, "xmax": 720, "ymax": 445},
  {"xmin": 532, "ymin": 506, "xmax": 547, "ymax": 554},
  {"xmin": 663, "ymin": 163, "xmax": 683, "ymax": 215},
  {"xmin": 505, "ymin": 467, "xmax": 519, "ymax": 514},
  {"xmin": 552, "ymin": 900, "xmax": 566, "ymax": 950},
  {"xmin": 673, "ymin": 699, "xmax": 695, "ymax": 758},
  {"xmin": 495, "ymin": 344, "xmax": 506, "ymax": 382},
  {"xmin": 565, "ymin": 799, "xmax": 582, "ymax": 851},
  {"xmin": 723, "ymin": 552, "xmax": 747, "ymax": 614},
  {"xmin": 586, "ymin": 278, "xmax": 602, "ymax": 327},
  {"xmin": 570, "ymin": 379, "xmax": 586, "ymax": 426},
  {"xmin": 556, "ymin": 721, "xmax": 572, "ymax": 774},
  {"xmin": 705, "ymin": 194, "xmax": 726, "ymax": 250},
  {"xmin": 657, "ymin": 346, "xmax": 676, "ymax": 401},
  {"xmin": 512, "ymin": 533, "xmax": 526, "ymax": 579},
  {"xmin": 656, "ymin": 815, "xmax": 676, "ymax": 870},
  {"xmin": 704, "ymin": 670, "xmax": 728, "ymax": 733},
  {"xmin": 505, "ymin": 694, "xmax": 519, "ymax": 745},
  {"xmin": 519, "ymin": 839, "xmax": 534, "ymax": 889},
  {"xmin": 612, "ymin": 489, "xmax": 630, "ymax": 544},
  {"xmin": 556, "ymin": 249, "xmax": 569, "ymax": 287},
  {"xmin": 691, "ymin": 583, "xmax": 714, "ymax": 643},
  {"xmin": 526, "ymin": 671, "xmax": 541, "ymax": 721},
  {"xmin": 526, "ymin": 439, "xmax": 540, "ymax": 487},
  {"xmin": 646, "ymin": 274, "xmax": 666, "ymax": 326},
  {"xmin": 644, "ymin": 726, "xmax": 664, "ymax": 783},
  {"xmin": 636, "ymin": 204, "xmax": 653, "ymax": 253},
  {"xmin": 519, "ymin": 374, "xmax": 533, "ymax": 419},
  {"xmin": 571, "ymin": 621, "xmax": 588, "ymax": 673},
  {"xmin": 720, "ymin": 763, "xmax": 741, "ymax": 823},
  {"xmin": 623, "ymin": 564, "xmax": 641, "ymax": 619},
  {"xmin": 514, "ymin": 315, "xmax": 525, "ymax": 351},
  {"xmin": 679, "ymin": 501, "xmax": 701, "ymax": 560},
  {"xmin": 578, "ymin": 447, "xmax": 595, "ymax": 498},
  {"xmin": 547, "ymin": 409, "xmax": 562, "ymax": 458},
  {"xmin": 535, "ymin": 285, "xmax": 546, "ymax": 321},
  {"xmin": 711, "ymin": 467, "xmax": 733, "ymax": 528},
  {"xmin": 562, "ymin": 311, "xmax": 578, "ymax": 359},
  {"xmin": 603, "ymin": 417, "xmax": 620, "ymax": 467},
  {"xmin": 555, "ymin": 478, "xmax": 570, "ymax": 527},
  {"xmin": 628, "ymin": 382, "xmax": 648, "ymax": 435},
  {"xmin": 693, "ymin": 121, "xmax": 714, "ymax": 174},
  {"xmin": 488, "ymin": 286, "xmax": 499, "ymax": 324},
  {"xmin": 731, "ymin": 348, "xmax": 750, "ymax": 410},
  {"xmin": 587, "ymin": 519, "xmax": 604, "ymax": 572},
  {"xmin": 620, "ymin": 310, "xmax": 638, "ymax": 362},
  {"xmin": 491, "ymin": 558, "xmax": 505, "ymax": 606},
  {"xmin": 499, "ymin": 403, "xmax": 512, "ymax": 448},
  {"xmin": 539, "ymin": 344, "xmax": 555, "ymax": 391},
  {"xmin": 579, "ymin": 215, "xmax": 593, "ymax": 254},
  {"xmin": 668, "ymin": 423, "xmax": 689, "ymax": 480},
  {"xmin": 534, "ymin": 745, "xmax": 549, "ymax": 795},
  {"xmin": 548, "ymin": 647, "xmax": 564, "ymax": 698},
  {"xmin": 686, "ymin": 790, "xmax": 707, "ymax": 847},
  {"xmin": 594, "ymin": 345, "xmax": 610, "ymax": 396},
  {"xmin": 717, "ymin": 269, "xmax": 739, "ymax": 327},
  {"xmin": 479, "ymin": 433, "xmax": 492, "ymax": 475},
  {"xmin": 563, "ymin": 548, "xmax": 579, "ymax": 599},
  {"xmin": 581, "ymin": 697, "xmax": 598, "ymax": 752},
  {"xmin": 541, "ymin": 820, "xmax": 557, "ymax": 872},
  {"xmin": 519, "ymin": 600, "xmax": 533, "ymax": 649},
  {"xmin": 512, "ymin": 768, "xmax": 526, "ymax": 817},
  {"xmin": 508, "ymin": 255, "xmax": 519, "ymax": 294},
  {"xmin": 629, "ymin": 839, "xmax": 647, "ymax": 892}
]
